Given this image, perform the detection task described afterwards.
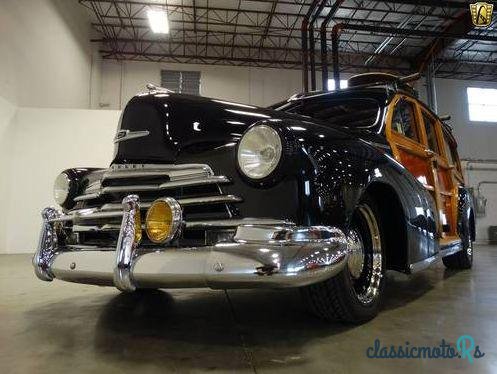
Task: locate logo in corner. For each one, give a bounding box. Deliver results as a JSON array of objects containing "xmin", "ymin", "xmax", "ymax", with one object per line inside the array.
[{"xmin": 470, "ymin": 2, "xmax": 494, "ymax": 27}]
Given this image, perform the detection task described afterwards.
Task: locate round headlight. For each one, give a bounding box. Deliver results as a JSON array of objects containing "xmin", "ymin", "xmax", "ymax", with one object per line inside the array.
[
  {"xmin": 145, "ymin": 198, "xmax": 182, "ymax": 244},
  {"xmin": 54, "ymin": 173, "xmax": 71, "ymax": 206},
  {"xmin": 237, "ymin": 125, "xmax": 282, "ymax": 180}
]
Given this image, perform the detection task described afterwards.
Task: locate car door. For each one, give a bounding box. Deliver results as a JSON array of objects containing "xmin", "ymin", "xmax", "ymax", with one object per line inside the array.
[
  {"xmin": 420, "ymin": 109, "xmax": 460, "ymax": 242},
  {"xmin": 386, "ymin": 95, "xmax": 437, "ymax": 197}
]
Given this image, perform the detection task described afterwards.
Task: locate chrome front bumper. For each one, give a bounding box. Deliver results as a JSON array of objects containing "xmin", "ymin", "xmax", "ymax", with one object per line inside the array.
[{"xmin": 33, "ymin": 197, "xmax": 349, "ymax": 292}]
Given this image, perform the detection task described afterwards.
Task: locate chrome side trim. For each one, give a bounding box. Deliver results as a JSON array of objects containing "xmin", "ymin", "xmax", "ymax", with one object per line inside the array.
[
  {"xmin": 186, "ymin": 218, "xmax": 294, "ymax": 229},
  {"xmin": 113, "ymin": 195, "xmax": 141, "ymax": 292},
  {"xmin": 409, "ymin": 242, "xmax": 463, "ymax": 273},
  {"xmin": 114, "ymin": 130, "xmax": 150, "ymax": 143},
  {"xmin": 234, "ymin": 225, "xmax": 344, "ymax": 245},
  {"xmin": 33, "ymin": 208, "xmax": 60, "ymax": 281}
]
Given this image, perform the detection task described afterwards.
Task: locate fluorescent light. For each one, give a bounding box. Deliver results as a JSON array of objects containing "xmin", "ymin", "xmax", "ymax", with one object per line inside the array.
[{"xmin": 147, "ymin": 9, "xmax": 169, "ymax": 34}]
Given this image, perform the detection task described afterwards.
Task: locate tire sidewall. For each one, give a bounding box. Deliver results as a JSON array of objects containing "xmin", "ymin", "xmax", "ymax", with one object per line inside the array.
[{"xmin": 341, "ymin": 195, "xmax": 387, "ymax": 320}]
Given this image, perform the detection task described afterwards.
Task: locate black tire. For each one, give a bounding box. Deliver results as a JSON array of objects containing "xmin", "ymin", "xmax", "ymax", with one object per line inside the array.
[
  {"xmin": 442, "ymin": 214, "xmax": 473, "ymax": 269},
  {"xmin": 301, "ymin": 194, "xmax": 386, "ymax": 323}
]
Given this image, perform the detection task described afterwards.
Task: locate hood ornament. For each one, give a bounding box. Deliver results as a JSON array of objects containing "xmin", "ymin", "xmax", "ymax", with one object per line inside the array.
[{"xmin": 146, "ymin": 83, "xmax": 173, "ymax": 93}]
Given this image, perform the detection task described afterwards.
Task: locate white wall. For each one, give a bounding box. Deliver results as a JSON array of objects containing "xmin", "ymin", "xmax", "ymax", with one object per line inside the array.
[
  {"xmin": 420, "ymin": 78, "xmax": 497, "ymax": 242},
  {"xmin": 435, "ymin": 78, "xmax": 497, "ymax": 160},
  {"xmin": 0, "ymin": 0, "xmax": 97, "ymax": 108},
  {"xmin": 0, "ymin": 96, "xmax": 17, "ymax": 251},
  {"xmin": 99, "ymin": 60, "xmax": 307, "ymax": 109},
  {"xmin": 463, "ymin": 164, "xmax": 497, "ymax": 242},
  {"xmin": 0, "ymin": 107, "xmax": 121, "ymax": 253}
]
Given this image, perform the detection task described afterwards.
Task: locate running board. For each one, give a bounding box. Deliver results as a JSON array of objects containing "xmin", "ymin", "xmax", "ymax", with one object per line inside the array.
[{"xmin": 409, "ymin": 240, "xmax": 462, "ymax": 274}]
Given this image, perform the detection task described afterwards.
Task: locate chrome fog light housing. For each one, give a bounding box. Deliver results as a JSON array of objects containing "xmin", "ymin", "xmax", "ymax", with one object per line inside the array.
[
  {"xmin": 145, "ymin": 197, "xmax": 182, "ymax": 244},
  {"xmin": 237, "ymin": 125, "xmax": 282, "ymax": 180}
]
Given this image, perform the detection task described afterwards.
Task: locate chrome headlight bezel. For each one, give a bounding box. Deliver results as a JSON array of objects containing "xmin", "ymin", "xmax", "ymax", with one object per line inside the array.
[
  {"xmin": 53, "ymin": 170, "xmax": 80, "ymax": 210},
  {"xmin": 237, "ymin": 124, "xmax": 283, "ymax": 181}
]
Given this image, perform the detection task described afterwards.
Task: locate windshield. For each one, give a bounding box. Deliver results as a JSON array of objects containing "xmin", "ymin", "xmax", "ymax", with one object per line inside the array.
[{"xmin": 276, "ymin": 97, "xmax": 382, "ymax": 129}]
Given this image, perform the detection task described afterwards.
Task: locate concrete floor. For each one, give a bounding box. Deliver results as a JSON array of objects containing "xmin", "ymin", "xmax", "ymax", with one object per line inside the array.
[{"xmin": 1, "ymin": 246, "xmax": 496, "ymax": 374}]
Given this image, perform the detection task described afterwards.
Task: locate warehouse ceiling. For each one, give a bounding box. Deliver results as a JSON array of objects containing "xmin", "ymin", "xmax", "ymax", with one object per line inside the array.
[{"xmin": 80, "ymin": 0, "xmax": 497, "ymax": 81}]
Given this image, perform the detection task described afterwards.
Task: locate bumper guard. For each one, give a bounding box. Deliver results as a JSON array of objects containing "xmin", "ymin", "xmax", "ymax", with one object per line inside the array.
[{"xmin": 33, "ymin": 196, "xmax": 349, "ymax": 291}]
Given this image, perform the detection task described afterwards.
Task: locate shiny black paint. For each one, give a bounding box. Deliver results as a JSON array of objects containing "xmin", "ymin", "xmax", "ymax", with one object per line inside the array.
[{"xmin": 107, "ymin": 90, "xmax": 450, "ymax": 273}]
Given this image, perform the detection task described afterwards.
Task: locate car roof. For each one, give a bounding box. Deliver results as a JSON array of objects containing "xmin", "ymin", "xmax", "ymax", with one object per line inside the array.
[{"xmin": 270, "ymin": 86, "xmax": 394, "ymax": 110}]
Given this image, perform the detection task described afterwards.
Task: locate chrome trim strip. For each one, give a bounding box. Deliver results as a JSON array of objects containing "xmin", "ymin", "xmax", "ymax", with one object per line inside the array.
[
  {"xmin": 113, "ymin": 130, "xmax": 150, "ymax": 143},
  {"xmin": 61, "ymin": 195, "xmax": 244, "ymax": 225},
  {"xmin": 100, "ymin": 195, "xmax": 242, "ymax": 211},
  {"xmin": 234, "ymin": 225, "xmax": 343, "ymax": 245},
  {"xmin": 74, "ymin": 176, "xmax": 231, "ymax": 201},
  {"xmin": 74, "ymin": 193, "xmax": 100, "ymax": 202},
  {"xmin": 104, "ymin": 163, "xmax": 213, "ymax": 178},
  {"xmin": 101, "ymin": 202, "xmax": 152, "ymax": 211},
  {"xmin": 73, "ymin": 218, "xmax": 291, "ymax": 232},
  {"xmin": 409, "ymin": 242, "xmax": 463, "ymax": 273},
  {"xmin": 180, "ymin": 195, "xmax": 243, "ymax": 206},
  {"xmin": 113, "ymin": 195, "xmax": 141, "ymax": 292},
  {"xmin": 185, "ymin": 218, "xmax": 294, "ymax": 229}
]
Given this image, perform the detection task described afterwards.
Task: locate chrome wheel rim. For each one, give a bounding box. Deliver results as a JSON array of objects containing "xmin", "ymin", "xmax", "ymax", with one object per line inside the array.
[
  {"xmin": 467, "ymin": 239, "xmax": 473, "ymax": 258},
  {"xmin": 347, "ymin": 230, "xmax": 365, "ymax": 279},
  {"xmin": 348, "ymin": 204, "xmax": 383, "ymax": 305}
]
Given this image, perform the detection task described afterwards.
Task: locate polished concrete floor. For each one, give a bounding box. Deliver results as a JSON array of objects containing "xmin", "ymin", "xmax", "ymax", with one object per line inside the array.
[{"xmin": 1, "ymin": 245, "xmax": 497, "ymax": 374}]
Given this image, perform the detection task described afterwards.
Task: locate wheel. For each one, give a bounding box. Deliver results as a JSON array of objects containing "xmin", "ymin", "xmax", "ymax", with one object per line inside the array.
[
  {"xmin": 301, "ymin": 195, "xmax": 386, "ymax": 323},
  {"xmin": 442, "ymin": 214, "xmax": 473, "ymax": 269}
]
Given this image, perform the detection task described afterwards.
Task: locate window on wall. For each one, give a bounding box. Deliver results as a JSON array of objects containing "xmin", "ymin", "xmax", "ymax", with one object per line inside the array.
[
  {"xmin": 467, "ymin": 87, "xmax": 497, "ymax": 122},
  {"xmin": 327, "ymin": 79, "xmax": 348, "ymax": 91},
  {"xmin": 161, "ymin": 70, "xmax": 201, "ymax": 95}
]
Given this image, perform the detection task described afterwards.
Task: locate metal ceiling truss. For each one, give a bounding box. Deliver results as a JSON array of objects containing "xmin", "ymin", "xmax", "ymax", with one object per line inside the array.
[{"xmin": 80, "ymin": 0, "xmax": 497, "ymax": 82}]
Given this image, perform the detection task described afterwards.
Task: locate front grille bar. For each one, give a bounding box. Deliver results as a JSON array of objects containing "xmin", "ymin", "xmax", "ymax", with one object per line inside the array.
[
  {"xmin": 74, "ymin": 176, "xmax": 231, "ymax": 202},
  {"xmin": 102, "ymin": 163, "xmax": 213, "ymax": 181},
  {"xmin": 54, "ymin": 195, "xmax": 243, "ymax": 223},
  {"xmin": 72, "ymin": 218, "xmax": 293, "ymax": 233}
]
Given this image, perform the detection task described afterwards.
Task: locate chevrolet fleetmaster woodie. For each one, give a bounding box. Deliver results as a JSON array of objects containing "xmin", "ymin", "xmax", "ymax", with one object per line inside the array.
[{"xmin": 33, "ymin": 73, "xmax": 475, "ymax": 323}]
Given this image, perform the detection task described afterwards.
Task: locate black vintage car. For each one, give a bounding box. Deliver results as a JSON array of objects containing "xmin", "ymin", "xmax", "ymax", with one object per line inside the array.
[{"xmin": 34, "ymin": 73, "xmax": 475, "ymax": 323}]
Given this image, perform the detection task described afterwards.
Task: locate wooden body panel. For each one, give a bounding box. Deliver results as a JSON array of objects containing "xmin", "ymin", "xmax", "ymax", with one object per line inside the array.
[{"xmin": 386, "ymin": 94, "xmax": 464, "ymax": 242}]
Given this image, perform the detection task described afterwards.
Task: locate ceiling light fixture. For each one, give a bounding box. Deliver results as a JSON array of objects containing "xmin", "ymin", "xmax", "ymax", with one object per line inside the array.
[{"xmin": 147, "ymin": 9, "xmax": 169, "ymax": 34}]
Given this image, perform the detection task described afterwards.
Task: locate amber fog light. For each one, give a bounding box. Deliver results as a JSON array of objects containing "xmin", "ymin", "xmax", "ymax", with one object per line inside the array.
[
  {"xmin": 134, "ymin": 209, "xmax": 143, "ymax": 244},
  {"xmin": 145, "ymin": 198, "xmax": 182, "ymax": 243}
]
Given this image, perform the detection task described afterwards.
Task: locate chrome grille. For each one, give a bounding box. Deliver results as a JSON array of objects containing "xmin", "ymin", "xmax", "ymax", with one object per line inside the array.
[{"xmin": 64, "ymin": 163, "xmax": 246, "ymax": 246}]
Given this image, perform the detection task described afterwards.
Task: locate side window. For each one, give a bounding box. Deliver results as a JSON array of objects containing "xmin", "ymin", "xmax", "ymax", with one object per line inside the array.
[
  {"xmin": 443, "ymin": 132, "xmax": 461, "ymax": 169},
  {"xmin": 442, "ymin": 133, "xmax": 454, "ymax": 164},
  {"xmin": 422, "ymin": 113, "xmax": 440, "ymax": 153},
  {"xmin": 392, "ymin": 100, "xmax": 419, "ymax": 142}
]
